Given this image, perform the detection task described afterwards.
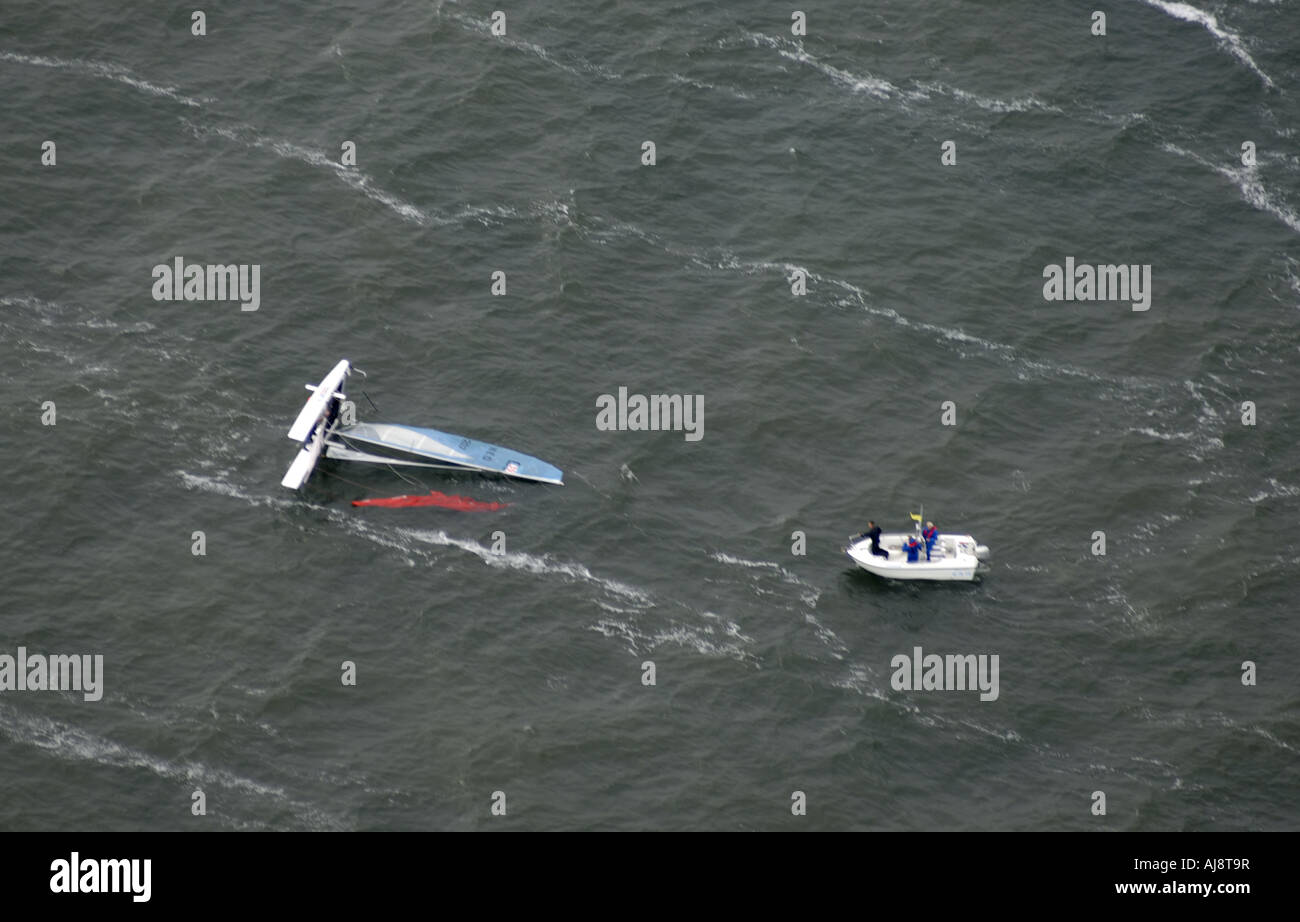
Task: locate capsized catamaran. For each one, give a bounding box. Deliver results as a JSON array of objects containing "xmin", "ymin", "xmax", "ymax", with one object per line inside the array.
[
  {"xmin": 845, "ymin": 511, "xmax": 990, "ymax": 582},
  {"xmin": 280, "ymin": 359, "xmax": 563, "ymax": 490}
]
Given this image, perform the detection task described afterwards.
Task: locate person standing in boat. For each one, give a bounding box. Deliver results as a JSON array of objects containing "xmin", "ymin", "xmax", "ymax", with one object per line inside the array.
[
  {"xmin": 851, "ymin": 521, "xmax": 889, "ymax": 559},
  {"xmin": 921, "ymin": 521, "xmax": 939, "ymax": 560},
  {"xmin": 866, "ymin": 521, "xmax": 891, "ymax": 559},
  {"xmin": 904, "ymin": 534, "xmax": 923, "ymax": 562}
]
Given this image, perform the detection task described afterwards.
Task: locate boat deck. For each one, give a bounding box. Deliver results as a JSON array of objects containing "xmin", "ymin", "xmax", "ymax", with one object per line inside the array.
[
  {"xmin": 846, "ymin": 532, "xmax": 983, "ymax": 581},
  {"xmin": 869, "ymin": 534, "xmax": 956, "ymax": 561}
]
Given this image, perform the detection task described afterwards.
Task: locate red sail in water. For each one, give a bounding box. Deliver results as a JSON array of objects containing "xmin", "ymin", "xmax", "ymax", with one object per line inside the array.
[{"xmin": 352, "ymin": 490, "xmax": 510, "ymax": 510}]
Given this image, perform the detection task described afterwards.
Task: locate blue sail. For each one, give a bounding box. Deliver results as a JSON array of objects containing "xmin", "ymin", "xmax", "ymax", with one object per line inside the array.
[{"xmin": 329, "ymin": 422, "xmax": 563, "ymax": 485}]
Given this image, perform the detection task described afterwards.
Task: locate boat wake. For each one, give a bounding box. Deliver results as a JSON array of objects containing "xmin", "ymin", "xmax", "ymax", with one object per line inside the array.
[
  {"xmin": 396, "ymin": 526, "xmax": 650, "ymax": 606},
  {"xmin": 590, "ymin": 614, "xmax": 757, "ymax": 664},
  {"xmin": 710, "ymin": 551, "xmax": 822, "ymax": 609},
  {"xmin": 174, "ymin": 470, "xmax": 769, "ymax": 667}
]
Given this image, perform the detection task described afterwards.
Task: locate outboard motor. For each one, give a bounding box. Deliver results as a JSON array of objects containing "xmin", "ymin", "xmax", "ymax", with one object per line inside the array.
[{"xmin": 975, "ymin": 544, "xmax": 991, "ymax": 561}]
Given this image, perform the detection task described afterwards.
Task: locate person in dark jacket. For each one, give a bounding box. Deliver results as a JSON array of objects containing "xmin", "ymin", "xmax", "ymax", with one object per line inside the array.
[
  {"xmin": 921, "ymin": 521, "xmax": 938, "ymax": 560},
  {"xmin": 866, "ymin": 521, "xmax": 890, "ymax": 559},
  {"xmin": 904, "ymin": 535, "xmax": 923, "ymax": 562},
  {"xmin": 852, "ymin": 522, "xmax": 889, "ymax": 559}
]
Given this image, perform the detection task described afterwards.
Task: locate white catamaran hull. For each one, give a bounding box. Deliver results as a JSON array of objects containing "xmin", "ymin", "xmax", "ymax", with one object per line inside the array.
[
  {"xmin": 281, "ymin": 421, "xmax": 330, "ymax": 489},
  {"xmin": 846, "ymin": 533, "xmax": 989, "ymax": 582},
  {"xmin": 288, "ymin": 359, "xmax": 350, "ymax": 442},
  {"xmin": 281, "ymin": 359, "xmax": 351, "ymax": 489}
]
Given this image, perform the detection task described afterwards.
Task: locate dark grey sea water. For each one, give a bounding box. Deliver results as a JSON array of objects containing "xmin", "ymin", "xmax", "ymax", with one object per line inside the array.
[{"xmin": 1, "ymin": 0, "xmax": 1298, "ymax": 830}]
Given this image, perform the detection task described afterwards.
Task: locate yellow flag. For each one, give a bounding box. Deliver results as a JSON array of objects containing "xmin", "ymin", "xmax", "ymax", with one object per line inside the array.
[{"xmin": 910, "ymin": 513, "xmax": 922, "ymax": 521}]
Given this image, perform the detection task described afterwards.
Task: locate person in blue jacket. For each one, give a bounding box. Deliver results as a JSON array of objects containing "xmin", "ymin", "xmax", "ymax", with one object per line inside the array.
[
  {"xmin": 921, "ymin": 521, "xmax": 939, "ymax": 560},
  {"xmin": 904, "ymin": 535, "xmax": 923, "ymax": 562}
]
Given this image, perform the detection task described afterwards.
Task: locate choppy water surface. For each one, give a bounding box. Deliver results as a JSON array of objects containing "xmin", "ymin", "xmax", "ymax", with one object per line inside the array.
[{"xmin": 1, "ymin": 1, "xmax": 1297, "ymax": 830}]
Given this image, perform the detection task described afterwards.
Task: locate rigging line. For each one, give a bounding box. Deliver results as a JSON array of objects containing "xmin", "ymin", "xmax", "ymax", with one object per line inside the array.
[
  {"xmin": 317, "ymin": 467, "xmax": 379, "ymax": 492},
  {"xmin": 318, "ymin": 460, "xmax": 431, "ymax": 494},
  {"xmin": 386, "ymin": 463, "xmax": 430, "ymax": 490}
]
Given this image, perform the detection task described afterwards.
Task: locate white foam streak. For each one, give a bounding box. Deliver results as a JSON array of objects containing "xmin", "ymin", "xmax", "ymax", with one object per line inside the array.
[
  {"xmin": 745, "ymin": 32, "xmax": 896, "ymax": 99},
  {"xmin": 1139, "ymin": 0, "xmax": 1276, "ymax": 88},
  {"xmin": 668, "ymin": 73, "xmax": 753, "ymax": 100},
  {"xmin": 176, "ymin": 471, "xmax": 654, "ymax": 607},
  {"xmin": 710, "ymin": 551, "xmax": 822, "ymax": 608},
  {"xmin": 914, "ymin": 80, "xmax": 1061, "ymax": 114},
  {"xmin": 0, "ymin": 50, "xmax": 208, "ymax": 107},
  {"xmin": 398, "ymin": 527, "xmax": 652, "ymax": 605},
  {"xmin": 446, "ymin": 12, "xmax": 622, "ymax": 82},
  {"xmin": 182, "ymin": 120, "xmax": 431, "ymax": 226},
  {"xmin": 1160, "ymin": 142, "xmax": 1300, "ymax": 235},
  {"xmin": 590, "ymin": 618, "xmax": 756, "ymax": 663},
  {"xmin": 1247, "ymin": 478, "xmax": 1300, "ymax": 503},
  {"xmin": 178, "ymin": 471, "xmax": 300, "ymax": 510},
  {"xmin": 745, "ymin": 33, "xmax": 1059, "ymax": 115},
  {"xmin": 183, "ymin": 120, "xmax": 529, "ymax": 229},
  {"xmin": 0, "ymin": 705, "xmax": 343, "ymax": 829},
  {"xmin": 1, "ymin": 295, "xmax": 65, "ymax": 312}
]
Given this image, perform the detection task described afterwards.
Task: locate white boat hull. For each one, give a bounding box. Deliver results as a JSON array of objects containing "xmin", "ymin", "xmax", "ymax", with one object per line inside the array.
[
  {"xmin": 846, "ymin": 533, "xmax": 987, "ymax": 582},
  {"xmin": 281, "ymin": 423, "xmax": 329, "ymax": 489},
  {"xmin": 288, "ymin": 359, "xmax": 350, "ymax": 442},
  {"xmin": 282, "ymin": 359, "xmax": 351, "ymax": 490}
]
